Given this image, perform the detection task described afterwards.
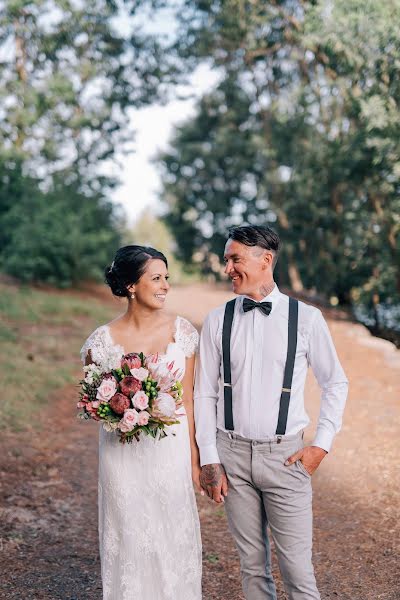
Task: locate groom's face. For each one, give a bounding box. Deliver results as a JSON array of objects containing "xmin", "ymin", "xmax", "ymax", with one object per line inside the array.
[{"xmin": 224, "ymin": 239, "xmax": 272, "ymax": 298}]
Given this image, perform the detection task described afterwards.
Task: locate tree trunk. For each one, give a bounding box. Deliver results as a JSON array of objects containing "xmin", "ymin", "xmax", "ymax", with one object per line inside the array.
[
  {"xmin": 15, "ymin": 17, "xmax": 27, "ymax": 149},
  {"xmin": 276, "ymin": 208, "xmax": 304, "ymax": 292},
  {"xmin": 287, "ymin": 254, "xmax": 304, "ymax": 292}
]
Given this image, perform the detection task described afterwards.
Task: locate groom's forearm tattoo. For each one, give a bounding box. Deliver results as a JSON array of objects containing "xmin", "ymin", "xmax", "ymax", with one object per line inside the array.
[{"xmin": 200, "ymin": 464, "xmax": 224, "ymax": 488}]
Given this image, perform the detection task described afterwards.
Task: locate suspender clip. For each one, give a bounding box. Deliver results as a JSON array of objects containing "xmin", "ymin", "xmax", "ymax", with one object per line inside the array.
[
  {"xmin": 223, "ymin": 383, "xmax": 232, "ymax": 387},
  {"xmin": 282, "ymin": 387, "xmax": 291, "ymax": 393}
]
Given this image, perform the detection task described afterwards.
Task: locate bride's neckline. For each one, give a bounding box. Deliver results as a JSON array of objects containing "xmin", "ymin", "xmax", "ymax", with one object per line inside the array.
[{"xmin": 102, "ymin": 315, "xmax": 179, "ymax": 357}]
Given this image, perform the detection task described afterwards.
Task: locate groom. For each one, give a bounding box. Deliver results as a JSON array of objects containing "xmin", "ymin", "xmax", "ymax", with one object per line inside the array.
[{"xmin": 194, "ymin": 225, "xmax": 348, "ymax": 600}]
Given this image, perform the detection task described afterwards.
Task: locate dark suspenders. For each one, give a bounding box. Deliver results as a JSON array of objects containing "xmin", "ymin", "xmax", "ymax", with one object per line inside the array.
[
  {"xmin": 222, "ymin": 296, "xmax": 299, "ymax": 435},
  {"xmin": 275, "ymin": 297, "xmax": 299, "ymax": 434},
  {"xmin": 222, "ymin": 299, "xmax": 236, "ymax": 431}
]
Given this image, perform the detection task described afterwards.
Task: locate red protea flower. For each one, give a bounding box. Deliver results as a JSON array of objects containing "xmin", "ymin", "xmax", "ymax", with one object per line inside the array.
[
  {"xmin": 120, "ymin": 376, "xmax": 142, "ymax": 397},
  {"xmin": 121, "ymin": 353, "xmax": 142, "ymax": 370},
  {"xmin": 109, "ymin": 393, "xmax": 130, "ymax": 415}
]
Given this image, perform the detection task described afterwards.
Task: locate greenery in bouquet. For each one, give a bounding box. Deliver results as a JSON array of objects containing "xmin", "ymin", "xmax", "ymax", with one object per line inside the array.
[{"xmin": 77, "ymin": 352, "xmax": 184, "ymax": 443}]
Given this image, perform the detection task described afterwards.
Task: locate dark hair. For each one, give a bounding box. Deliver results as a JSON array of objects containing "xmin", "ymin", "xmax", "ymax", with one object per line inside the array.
[
  {"xmin": 105, "ymin": 245, "xmax": 168, "ymax": 298},
  {"xmin": 228, "ymin": 225, "xmax": 281, "ymax": 266}
]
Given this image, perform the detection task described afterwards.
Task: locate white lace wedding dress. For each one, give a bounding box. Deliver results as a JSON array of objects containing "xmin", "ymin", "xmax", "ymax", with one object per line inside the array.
[{"xmin": 80, "ymin": 316, "xmax": 202, "ymax": 600}]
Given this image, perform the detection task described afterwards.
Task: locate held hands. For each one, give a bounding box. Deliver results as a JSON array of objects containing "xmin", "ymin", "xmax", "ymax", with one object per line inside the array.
[
  {"xmin": 199, "ymin": 463, "xmax": 228, "ymax": 503},
  {"xmin": 284, "ymin": 445, "xmax": 327, "ymax": 476}
]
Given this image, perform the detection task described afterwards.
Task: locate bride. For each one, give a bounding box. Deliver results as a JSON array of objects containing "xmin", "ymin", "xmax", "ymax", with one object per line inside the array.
[{"xmin": 80, "ymin": 245, "xmax": 202, "ymax": 600}]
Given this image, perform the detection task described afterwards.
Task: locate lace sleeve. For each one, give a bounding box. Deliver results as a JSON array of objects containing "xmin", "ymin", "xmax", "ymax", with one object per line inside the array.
[
  {"xmin": 80, "ymin": 327, "xmax": 102, "ymax": 365},
  {"xmin": 176, "ymin": 317, "xmax": 199, "ymax": 358},
  {"xmin": 80, "ymin": 326, "xmax": 122, "ymax": 371}
]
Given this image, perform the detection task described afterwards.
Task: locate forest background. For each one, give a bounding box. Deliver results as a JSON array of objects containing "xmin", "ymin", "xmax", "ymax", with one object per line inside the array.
[
  {"xmin": 0, "ymin": 3, "xmax": 399, "ymax": 597},
  {"xmin": 0, "ymin": 0, "xmax": 399, "ymax": 343}
]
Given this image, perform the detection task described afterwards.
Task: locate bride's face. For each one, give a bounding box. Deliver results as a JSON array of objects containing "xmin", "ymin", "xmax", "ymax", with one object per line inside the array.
[{"xmin": 131, "ymin": 259, "xmax": 170, "ymax": 309}]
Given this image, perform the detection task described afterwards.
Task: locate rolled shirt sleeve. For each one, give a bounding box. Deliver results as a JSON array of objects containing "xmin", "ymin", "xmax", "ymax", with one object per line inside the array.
[
  {"xmin": 194, "ymin": 312, "xmax": 222, "ymax": 466},
  {"xmin": 308, "ymin": 310, "xmax": 349, "ymax": 452}
]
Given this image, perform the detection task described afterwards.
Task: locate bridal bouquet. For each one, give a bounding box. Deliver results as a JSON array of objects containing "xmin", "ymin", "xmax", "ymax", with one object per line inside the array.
[{"xmin": 77, "ymin": 352, "xmax": 184, "ymax": 443}]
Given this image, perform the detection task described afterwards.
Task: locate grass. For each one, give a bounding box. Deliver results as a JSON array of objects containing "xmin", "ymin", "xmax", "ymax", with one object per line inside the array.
[
  {"xmin": 0, "ymin": 281, "xmax": 115, "ymax": 431},
  {"xmin": 206, "ymin": 553, "xmax": 220, "ymax": 564}
]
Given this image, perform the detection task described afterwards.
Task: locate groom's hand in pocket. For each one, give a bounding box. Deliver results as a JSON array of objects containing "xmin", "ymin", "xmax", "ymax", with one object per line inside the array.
[
  {"xmin": 284, "ymin": 445, "xmax": 327, "ymax": 476},
  {"xmin": 200, "ymin": 464, "xmax": 228, "ymax": 503}
]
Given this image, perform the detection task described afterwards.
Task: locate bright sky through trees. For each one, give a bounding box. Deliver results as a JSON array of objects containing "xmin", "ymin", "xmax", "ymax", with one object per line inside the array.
[
  {"xmin": 106, "ymin": 3, "xmax": 218, "ymax": 224},
  {"xmin": 109, "ymin": 63, "xmax": 219, "ymax": 225}
]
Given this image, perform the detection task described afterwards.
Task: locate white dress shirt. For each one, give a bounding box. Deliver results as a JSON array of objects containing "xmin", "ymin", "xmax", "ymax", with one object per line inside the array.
[{"xmin": 194, "ymin": 286, "xmax": 348, "ymax": 466}]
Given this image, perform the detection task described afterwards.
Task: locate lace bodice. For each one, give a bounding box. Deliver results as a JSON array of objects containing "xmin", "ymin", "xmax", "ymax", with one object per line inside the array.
[{"xmin": 80, "ymin": 316, "xmax": 199, "ymax": 374}]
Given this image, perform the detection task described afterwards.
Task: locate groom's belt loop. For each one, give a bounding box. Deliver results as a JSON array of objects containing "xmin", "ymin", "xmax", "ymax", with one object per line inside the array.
[{"xmin": 222, "ymin": 296, "xmax": 299, "ymax": 435}]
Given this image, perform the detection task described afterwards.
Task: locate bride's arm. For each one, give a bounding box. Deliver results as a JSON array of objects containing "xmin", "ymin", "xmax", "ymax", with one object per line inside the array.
[{"xmin": 182, "ymin": 355, "xmax": 204, "ymax": 495}]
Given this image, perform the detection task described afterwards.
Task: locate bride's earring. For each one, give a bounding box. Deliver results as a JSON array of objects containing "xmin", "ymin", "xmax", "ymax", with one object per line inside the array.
[{"xmin": 130, "ymin": 292, "xmax": 135, "ymax": 299}]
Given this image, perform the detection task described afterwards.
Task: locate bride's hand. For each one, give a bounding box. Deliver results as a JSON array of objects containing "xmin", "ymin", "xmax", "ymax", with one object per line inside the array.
[{"xmin": 192, "ymin": 462, "xmax": 205, "ymax": 496}]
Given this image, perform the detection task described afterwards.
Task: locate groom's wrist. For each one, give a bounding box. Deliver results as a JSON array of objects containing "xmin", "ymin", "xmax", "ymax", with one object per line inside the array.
[
  {"xmin": 199, "ymin": 444, "xmax": 221, "ymax": 467},
  {"xmin": 312, "ymin": 429, "xmax": 334, "ymax": 453}
]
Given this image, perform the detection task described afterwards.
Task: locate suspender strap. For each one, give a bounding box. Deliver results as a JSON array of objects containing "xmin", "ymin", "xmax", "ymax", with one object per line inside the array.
[
  {"xmin": 222, "ymin": 299, "xmax": 236, "ymax": 431},
  {"xmin": 275, "ymin": 297, "xmax": 299, "ymax": 435}
]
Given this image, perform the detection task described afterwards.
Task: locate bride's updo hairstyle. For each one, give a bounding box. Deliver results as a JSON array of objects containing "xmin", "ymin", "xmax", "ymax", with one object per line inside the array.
[{"xmin": 105, "ymin": 245, "xmax": 168, "ymax": 298}]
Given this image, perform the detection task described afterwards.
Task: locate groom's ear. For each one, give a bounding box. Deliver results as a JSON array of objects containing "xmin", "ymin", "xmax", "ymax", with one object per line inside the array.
[{"xmin": 262, "ymin": 250, "xmax": 274, "ymax": 269}]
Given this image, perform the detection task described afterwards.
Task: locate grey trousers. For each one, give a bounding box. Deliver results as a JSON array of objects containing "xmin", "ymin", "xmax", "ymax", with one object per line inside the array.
[{"xmin": 217, "ymin": 430, "xmax": 320, "ymax": 600}]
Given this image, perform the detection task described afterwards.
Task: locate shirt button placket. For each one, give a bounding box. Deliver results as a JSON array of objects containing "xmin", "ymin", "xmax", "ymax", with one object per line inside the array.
[{"xmin": 251, "ymin": 310, "xmax": 263, "ymax": 438}]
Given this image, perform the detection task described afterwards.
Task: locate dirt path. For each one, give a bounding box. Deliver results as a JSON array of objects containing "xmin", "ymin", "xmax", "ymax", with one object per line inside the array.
[{"xmin": 0, "ymin": 284, "xmax": 399, "ymax": 599}]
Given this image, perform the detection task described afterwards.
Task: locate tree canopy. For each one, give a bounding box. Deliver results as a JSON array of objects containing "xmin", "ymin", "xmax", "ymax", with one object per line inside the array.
[
  {"xmin": 0, "ymin": 0, "xmax": 173, "ymax": 284},
  {"xmin": 159, "ymin": 0, "xmax": 400, "ymax": 333}
]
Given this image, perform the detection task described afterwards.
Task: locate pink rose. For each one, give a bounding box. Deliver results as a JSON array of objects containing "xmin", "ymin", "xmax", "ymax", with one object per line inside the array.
[
  {"xmin": 110, "ymin": 393, "xmax": 130, "ymax": 415},
  {"xmin": 96, "ymin": 377, "xmax": 117, "ymax": 402},
  {"xmin": 120, "ymin": 376, "xmax": 142, "ymax": 397},
  {"xmin": 130, "ymin": 367, "xmax": 149, "ymax": 382},
  {"xmin": 77, "ymin": 401, "xmax": 86, "ymax": 409},
  {"xmin": 121, "ymin": 353, "xmax": 142, "ymax": 370},
  {"xmin": 132, "ymin": 390, "xmax": 149, "ymax": 411},
  {"xmin": 119, "ymin": 408, "xmax": 139, "ymax": 432},
  {"xmin": 137, "ymin": 411, "xmax": 150, "ymax": 426}
]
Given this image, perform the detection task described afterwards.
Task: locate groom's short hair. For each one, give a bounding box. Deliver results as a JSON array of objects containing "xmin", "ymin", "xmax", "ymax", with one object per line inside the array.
[{"xmin": 227, "ymin": 225, "xmax": 280, "ymax": 267}]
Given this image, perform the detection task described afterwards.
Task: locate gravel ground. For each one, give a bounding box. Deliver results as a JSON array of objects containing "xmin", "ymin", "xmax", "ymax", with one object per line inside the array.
[{"xmin": 0, "ymin": 284, "xmax": 399, "ymax": 599}]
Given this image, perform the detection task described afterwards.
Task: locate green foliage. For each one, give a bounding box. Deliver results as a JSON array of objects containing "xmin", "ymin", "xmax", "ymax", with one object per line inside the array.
[
  {"xmin": 0, "ymin": 156, "xmax": 121, "ymax": 285},
  {"xmin": 0, "ymin": 0, "xmax": 171, "ymax": 183},
  {"xmin": 160, "ymin": 75, "xmax": 270, "ymax": 274},
  {"xmin": 0, "ymin": 0, "xmax": 176, "ymax": 286},
  {"xmin": 159, "ymin": 0, "xmax": 400, "ymax": 323}
]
